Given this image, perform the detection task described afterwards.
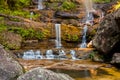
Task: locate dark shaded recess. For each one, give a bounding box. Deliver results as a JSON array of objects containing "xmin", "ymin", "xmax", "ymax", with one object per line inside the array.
[{"xmin": 54, "ymin": 11, "xmax": 79, "ymax": 19}]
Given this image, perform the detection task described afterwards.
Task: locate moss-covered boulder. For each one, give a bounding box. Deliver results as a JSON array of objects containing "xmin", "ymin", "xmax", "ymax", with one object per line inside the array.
[{"xmin": 0, "ymin": 31, "xmax": 22, "ymax": 50}]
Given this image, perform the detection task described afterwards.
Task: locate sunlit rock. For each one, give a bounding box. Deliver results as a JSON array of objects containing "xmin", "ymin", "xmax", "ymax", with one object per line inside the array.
[{"xmin": 17, "ymin": 67, "xmax": 74, "ymax": 80}]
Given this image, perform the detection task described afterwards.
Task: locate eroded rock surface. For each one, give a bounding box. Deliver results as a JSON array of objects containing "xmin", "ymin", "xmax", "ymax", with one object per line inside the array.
[
  {"xmin": 92, "ymin": 9, "xmax": 120, "ymax": 54},
  {"xmin": 17, "ymin": 67, "xmax": 74, "ymax": 80},
  {"xmin": 0, "ymin": 45, "xmax": 24, "ymax": 80}
]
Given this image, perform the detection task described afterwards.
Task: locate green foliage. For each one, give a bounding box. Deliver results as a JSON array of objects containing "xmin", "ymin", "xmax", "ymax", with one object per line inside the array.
[
  {"xmin": 94, "ymin": 0, "xmax": 111, "ymax": 3},
  {"xmin": 0, "ymin": 24, "xmax": 7, "ymax": 32},
  {"xmin": 65, "ymin": 34, "xmax": 79, "ymax": 42},
  {"xmin": 8, "ymin": 27, "xmax": 46, "ymax": 40},
  {"xmin": 19, "ymin": 0, "xmax": 31, "ymax": 7},
  {"xmin": 60, "ymin": 1, "xmax": 76, "ymax": 11},
  {"xmin": 0, "ymin": 7, "xmax": 40, "ymax": 19},
  {"xmin": 7, "ymin": 0, "xmax": 31, "ymax": 9},
  {"xmin": 89, "ymin": 51, "xmax": 104, "ymax": 61}
]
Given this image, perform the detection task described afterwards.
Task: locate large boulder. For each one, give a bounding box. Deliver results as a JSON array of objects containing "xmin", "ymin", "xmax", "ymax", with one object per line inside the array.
[
  {"xmin": 92, "ymin": 9, "xmax": 120, "ymax": 54},
  {"xmin": 0, "ymin": 44, "xmax": 24, "ymax": 80},
  {"xmin": 0, "ymin": 31, "xmax": 22, "ymax": 50},
  {"xmin": 17, "ymin": 67, "xmax": 74, "ymax": 80}
]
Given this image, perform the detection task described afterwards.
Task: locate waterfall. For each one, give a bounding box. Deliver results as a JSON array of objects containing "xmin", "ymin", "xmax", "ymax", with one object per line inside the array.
[
  {"xmin": 70, "ymin": 50, "xmax": 76, "ymax": 60},
  {"xmin": 80, "ymin": 25, "xmax": 88, "ymax": 48},
  {"xmin": 30, "ymin": 12, "xmax": 33, "ymax": 20},
  {"xmin": 55, "ymin": 24, "xmax": 62, "ymax": 48},
  {"xmin": 84, "ymin": 0, "xmax": 94, "ymax": 13},
  {"xmin": 22, "ymin": 50, "xmax": 43, "ymax": 60},
  {"xmin": 46, "ymin": 50, "xmax": 54, "ymax": 59},
  {"xmin": 80, "ymin": 0, "xmax": 94, "ymax": 48},
  {"xmin": 38, "ymin": 0, "xmax": 43, "ymax": 10}
]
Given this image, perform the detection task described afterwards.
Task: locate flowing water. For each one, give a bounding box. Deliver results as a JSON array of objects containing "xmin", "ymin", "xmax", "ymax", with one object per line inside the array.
[
  {"xmin": 80, "ymin": 25, "xmax": 88, "ymax": 48},
  {"xmin": 84, "ymin": 0, "xmax": 95, "ymax": 13},
  {"xmin": 22, "ymin": 50, "xmax": 43, "ymax": 60},
  {"xmin": 38, "ymin": 0, "xmax": 43, "ymax": 10},
  {"xmin": 80, "ymin": 0, "xmax": 94, "ymax": 48},
  {"xmin": 46, "ymin": 49, "xmax": 54, "ymax": 59},
  {"xmin": 14, "ymin": 0, "xmax": 117, "ymax": 80},
  {"xmin": 55, "ymin": 24, "xmax": 62, "ymax": 49},
  {"xmin": 30, "ymin": 12, "xmax": 33, "ymax": 20}
]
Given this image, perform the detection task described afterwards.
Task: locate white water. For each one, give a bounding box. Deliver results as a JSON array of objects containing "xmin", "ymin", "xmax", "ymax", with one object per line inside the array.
[
  {"xmin": 22, "ymin": 50, "xmax": 43, "ymax": 60},
  {"xmin": 38, "ymin": 0, "xmax": 43, "ymax": 10},
  {"xmin": 46, "ymin": 50, "xmax": 55, "ymax": 59},
  {"xmin": 70, "ymin": 50, "xmax": 76, "ymax": 60},
  {"xmin": 55, "ymin": 24, "xmax": 62, "ymax": 48},
  {"xmin": 30, "ymin": 12, "xmax": 33, "ymax": 20},
  {"xmin": 84, "ymin": 0, "xmax": 95, "ymax": 13},
  {"xmin": 80, "ymin": 0, "xmax": 94, "ymax": 48},
  {"xmin": 80, "ymin": 25, "xmax": 88, "ymax": 48},
  {"xmin": 58, "ymin": 50, "xmax": 66, "ymax": 59}
]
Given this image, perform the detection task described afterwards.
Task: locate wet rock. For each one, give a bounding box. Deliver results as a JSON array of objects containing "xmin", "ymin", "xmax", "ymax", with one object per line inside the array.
[
  {"xmin": 95, "ymin": 1, "xmax": 117, "ymax": 14},
  {"xmin": 111, "ymin": 53, "xmax": 120, "ymax": 64},
  {"xmin": 17, "ymin": 67, "xmax": 74, "ymax": 80},
  {"xmin": 76, "ymin": 48, "xmax": 94, "ymax": 59},
  {"xmin": 0, "ymin": 31, "xmax": 22, "ymax": 50},
  {"xmin": 55, "ymin": 11, "xmax": 79, "ymax": 19},
  {"xmin": 32, "ymin": 0, "xmax": 38, "ymax": 5},
  {"xmin": 92, "ymin": 9, "xmax": 120, "ymax": 54},
  {"xmin": 0, "ymin": 44, "xmax": 24, "ymax": 80}
]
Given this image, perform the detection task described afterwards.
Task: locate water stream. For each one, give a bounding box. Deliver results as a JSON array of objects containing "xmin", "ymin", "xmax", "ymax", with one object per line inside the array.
[
  {"xmin": 55, "ymin": 24, "xmax": 62, "ymax": 49},
  {"xmin": 30, "ymin": 12, "xmax": 33, "ymax": 20},
  {"xmin": 38, "ymin": 0, "xmax": 43, "ymax": 10},
  {"xmin": 80, "ymin": 0, "xmax": 94, "ymax": 48}
]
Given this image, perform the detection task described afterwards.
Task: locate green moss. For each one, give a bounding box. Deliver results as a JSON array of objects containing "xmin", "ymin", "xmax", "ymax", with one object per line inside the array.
[
  {"xmin": 64, "ymin": 34, "xmax": 79, "ymax": 42},
  {"xmin": 94, "ymin": 0, "xmax": 111, "ymax": 3},
  {"xmin": 8, "ymin": 27, "xmax": 47, "ymax": 40},
  {"xmin": 60, "ymin": 1, "xmax": 76, "ymax": 11},
  {"xmin": 0, "ymin": 24, "xmax": 7, "ymax": 32}
]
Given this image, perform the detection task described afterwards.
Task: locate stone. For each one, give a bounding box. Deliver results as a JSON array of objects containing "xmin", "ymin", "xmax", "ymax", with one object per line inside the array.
[
  {"xmin": 55, "ymin": 11, "xmax": 79, "ymax": 19},
  {"xmin": 92, "ymin": 9, "xmax": 120, "ymax": 54},
  {"xmin": 17, "ymin": 67, "xmax": 74, "ymax": 80},
  {"xmin": 0, "ymin": 31, "xmax": 22, "ymax": 50},
  {"xmin": 0, "ymin": 44, "xmax": 24, "ymax": 80},
  {"xmin": 111, "ymin": 53, "xmax": 120, "ymax": 64}
]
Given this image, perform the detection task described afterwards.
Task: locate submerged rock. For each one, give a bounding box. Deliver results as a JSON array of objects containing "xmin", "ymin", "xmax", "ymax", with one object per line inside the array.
[
  {"xmin": 0, "ymin": 44, "xmax": 24, "ymax": 80},
  {"xmin": 92, "ymin": 9, "xmax": 120, "ymax": 54},
  {"xmin": 17, "ymin": 67, "xmax": 74, "ymax": 80}
]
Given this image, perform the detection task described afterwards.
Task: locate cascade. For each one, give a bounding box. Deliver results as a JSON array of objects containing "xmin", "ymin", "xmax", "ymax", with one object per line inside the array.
[
  {"xmin": 55, "ymin": 24, "xmax": 62, "ymax": 48},
  {"xmin": 80, "ymin": 25, "xmax": 88, "ymax": 48},
  {"xmin": 22, "ymin": 50, "xmax": 35, "ymax": 60},
  {"xmin": 70, "ymin": 50, "xmax": 76, "ymax": 60},
  {"xmin": 80, "ymin": 0, "xmax": 94, "ymax": 48},
  {"xmin": 46, "ymin": 50, "xmax": 55, "ymax": 59},
  {"xmin": 84, "ymin": 0, "xmax": 95, "ymax": 13},
  {"xmin": 34, "ymin": 50, "xmax": 43, "ymax": 59},
  {"xmin": 38, "ymin": 0, "xmax": 43, "ymax": 10},
  {"xmin": 22, "ymin": 50, "xmax": 43, "ymax": 60},
  {"xmin": 30, "ymin": 12, "xmax": 33, "ymax": 20},
  {"xmin": 58, "ymin": 50, "xmax": 66, "ymax": 59}
]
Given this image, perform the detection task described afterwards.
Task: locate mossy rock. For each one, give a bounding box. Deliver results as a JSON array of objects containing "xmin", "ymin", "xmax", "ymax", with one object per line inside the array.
[
  {"xmin": 61, "ymin": 24, "xmax": 81, "ymax": 42},
  {"xmin": 0, "ymin": 31, "xmax": 22, "ymax": 50}
]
